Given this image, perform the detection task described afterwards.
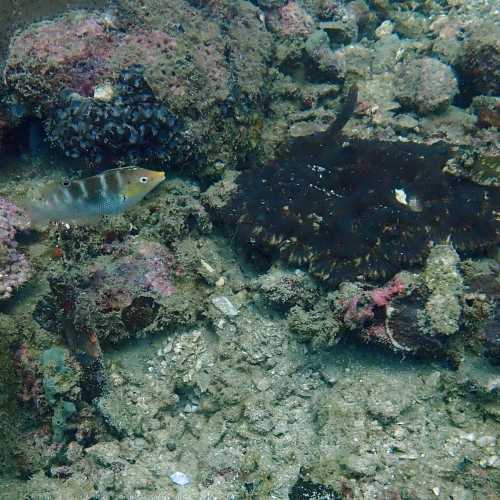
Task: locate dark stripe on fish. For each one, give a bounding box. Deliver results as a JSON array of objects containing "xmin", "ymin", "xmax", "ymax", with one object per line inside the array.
[
  {"xmin": 68, "ymin": 181, "xmax": 84, "ymax": 200},
  {"xmin": 86, "ymin": 175, "xmax": 103, "ymax": 197},
  {"xmin": 104, "ymin": 169, "xmax": 120, "ymax": 193}
]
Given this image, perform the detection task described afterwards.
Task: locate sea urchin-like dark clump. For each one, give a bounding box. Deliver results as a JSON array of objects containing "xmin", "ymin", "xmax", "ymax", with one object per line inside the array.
[
  {"xmin": 45, "ymin": 65, "xmax": 189, "ymax": 166},
  {"xmin": 222, "ymin": 125, "xmax": 499, "ymax": 284}
]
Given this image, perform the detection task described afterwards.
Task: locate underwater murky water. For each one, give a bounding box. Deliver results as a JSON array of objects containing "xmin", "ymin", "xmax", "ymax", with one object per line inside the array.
[{"xmin": 0, "ymin": 1, "xmax": 499, "ymax": 499}]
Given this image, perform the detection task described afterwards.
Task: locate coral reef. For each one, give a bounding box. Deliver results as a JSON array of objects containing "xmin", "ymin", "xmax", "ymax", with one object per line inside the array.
[
  {"xmin": 286, "ymin": 245, "xmax": 495, "ymax": 359},
  {"xmin": 46, "ymin": 65, "xmax": 188, "ymax": 165},
  {"xmin": 4, "ymin": 3, "xmax": 273, "ymax": 172},
  {"xmin": 0, "ymin": 197, "xmax": 31, "ymax": 300},
  {"xmin": 288, "ymin": 245, "xmax": 498, "ymax": 362},
  {"xmin": 1, "ymin": 1, "xmax": 500, "ymax": 498}
]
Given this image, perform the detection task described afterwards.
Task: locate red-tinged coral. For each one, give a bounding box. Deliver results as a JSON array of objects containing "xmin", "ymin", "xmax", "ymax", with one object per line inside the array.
[
  {"xmin": 266, "ymin": 2, "xmax": 315, "ymax": 37},
  {"xmin": 370, "ymin": 278, "xmax": 406, "ymax": 307},
  {"xmin": 339, "ymin": 276, "xmax": 413, "ymax": 352},
  {"xmin": 11, "ymin": 344, "xmax": 47, "ymax": 415},
  {"xmin": 0, "ymin": 197, "xmax": 31, "ymax": 300},
  {"xmin": 343, "ymin": 295, "xmax": 374, "ymax": 324},
  {"xmin": 90, "ymin": 239, "xmax": 175, "ymax": 312},
  {"xmin": 342, "ymin": 278, "xmax": 406, "ymax": 327},
  {"xmin": 36, "ymin": 238, "xmax": 177, "ymax": 343},
  {"xmin": 5, "ymin": 12, "xmax": 117, "ymax": 100}
]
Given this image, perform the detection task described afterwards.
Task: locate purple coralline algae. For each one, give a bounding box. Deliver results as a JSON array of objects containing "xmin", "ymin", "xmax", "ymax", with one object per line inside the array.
[
  {"xmin": 95, "ymin": 239, "xmax": 175, "ymax": 308},
  {"xmin": 4, "ymin": 13, "xmax": 118, "ymax": 103},
  {"xmin": 37, "ymin": 238, "xmax": 176, "ymax": 344},
  {"xmin": 266, "ymin": 2, "xmax": 315, "ymax": 37},
  {"xmin": 0, "ymin": 197, "xmax": 30, "ymax": 300},
  {"xmin": 3, "ymin": 9, "xmax": 226, "ymax": 113}
]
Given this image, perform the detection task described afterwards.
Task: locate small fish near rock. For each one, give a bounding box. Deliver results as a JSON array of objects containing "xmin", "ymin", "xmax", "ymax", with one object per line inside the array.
[{"xmin": 25, "ymin": 166, "xmax": 165, "ymax": 226}]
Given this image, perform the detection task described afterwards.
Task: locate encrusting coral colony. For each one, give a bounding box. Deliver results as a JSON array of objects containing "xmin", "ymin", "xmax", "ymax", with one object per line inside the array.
[{"xmin": 0, "ymin": 1, "xmax": 499, "ymax": 498}]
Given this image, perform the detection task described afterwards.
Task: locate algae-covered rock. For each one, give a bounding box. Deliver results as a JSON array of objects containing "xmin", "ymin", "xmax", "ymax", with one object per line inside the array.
[
  {"xmin": 0, "ymin": 0, "xmax": 109, "ymax": 62},
  {"xmin": 256, "ymin": 267, "xmax": 319, "ymax": 310},
  {"xmin": 460, "ymin": 20, "xmax": 500, "ymax": 98},
  {"xmin": 35, "ymin": 238, "xmax": 178, "ymax": 344},
  {"xmin": 0, "ymin": 315, "xmax": 22, "ymax": 476},
  {"xmin": 131, "ymin": 177, "xmax": 212, "ymax": 243},
  {"xmin": 422, "ymin": 245, "xmax": 463, "ymax": 337},
  {"xmin": 40, "ymin": 347, "xmax": 81, "ymax": 442},
  {"xmin": 305, "ymin": 29, "xmax": 341, "ymax": 77},
  {"xmin": 394, "ymin": 56, "xmax": 458, "ymax": 115},
  {"xmin": 288, "ymin": 294, "xmax": 342, "ymax": 348}
]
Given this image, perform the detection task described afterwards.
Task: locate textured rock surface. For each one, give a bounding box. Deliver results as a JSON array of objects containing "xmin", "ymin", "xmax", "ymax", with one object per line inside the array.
[
  {"xmin": 0, "ymin": 197, "xmax": 30, "ymax": 300},
  {"xmin": 0, "ymin": 0, "xmax": 108, "ymax": 62},
  {"xmin": 394, "ymin": 56, "xmax": 459, "ymax": 114}
]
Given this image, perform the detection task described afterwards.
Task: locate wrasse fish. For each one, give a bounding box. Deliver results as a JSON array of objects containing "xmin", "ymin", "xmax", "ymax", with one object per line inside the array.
[{"xmin": 27, "ymin": 166, "xmax": 165, "ymax": 226}]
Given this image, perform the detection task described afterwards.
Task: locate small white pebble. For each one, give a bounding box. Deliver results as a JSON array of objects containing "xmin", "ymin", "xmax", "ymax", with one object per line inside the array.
[
  {"xmin": 375, "ymin": 20, "xmax": 394, "ymax": 39},
  {"xmin": 211, "ymin": 296, "xmax": 238, "ymax": 316},
  {"xmin": 200, "ymin": 259, "xmax": 216, "ymax": 274},
  {"xmin": 432, "ymin": 486, "xmax": 440, "ymax": 496},
  {"xmin": 475, "ymin": 435, "xmax": 496, "ymax": 448},
  {"xmin": 93, "ymin": 82, "xmax": 114, "ymax": 102},
  {"xmin": 170, "ymin": 471, "xmax": 190, "ymax": 486}
]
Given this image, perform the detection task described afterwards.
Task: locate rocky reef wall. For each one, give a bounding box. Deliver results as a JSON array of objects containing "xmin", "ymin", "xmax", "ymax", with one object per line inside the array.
[
  {"xmin": 0, "ymin": 0, "xmax": 109, "ymax": 64},
  {"xmin": 0, "ymin": 0, "xmax": 499, "ymax": 497}
]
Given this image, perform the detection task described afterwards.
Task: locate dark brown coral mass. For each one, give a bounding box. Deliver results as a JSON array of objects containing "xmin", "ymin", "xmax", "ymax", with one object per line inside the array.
[{"xmin": 223, "ymin": 130, "xmax": 499, "ymax": 284}]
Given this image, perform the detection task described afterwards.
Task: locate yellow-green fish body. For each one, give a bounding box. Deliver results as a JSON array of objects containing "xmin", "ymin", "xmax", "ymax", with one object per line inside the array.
[{"xmin": 27, "ymin": 166, "xmax": 165, "ymax": 225}]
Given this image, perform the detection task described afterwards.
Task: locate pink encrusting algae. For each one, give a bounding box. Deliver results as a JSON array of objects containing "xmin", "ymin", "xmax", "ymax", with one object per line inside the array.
[{"xmin": 0, "ymin": 198, "xmax": 31, "ymax": 300}]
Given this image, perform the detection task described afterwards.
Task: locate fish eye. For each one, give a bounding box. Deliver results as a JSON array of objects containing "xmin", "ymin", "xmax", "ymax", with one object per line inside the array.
[{"xmin": 140, "ymin": 176, "xmax": 149, "ymax": 183}]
